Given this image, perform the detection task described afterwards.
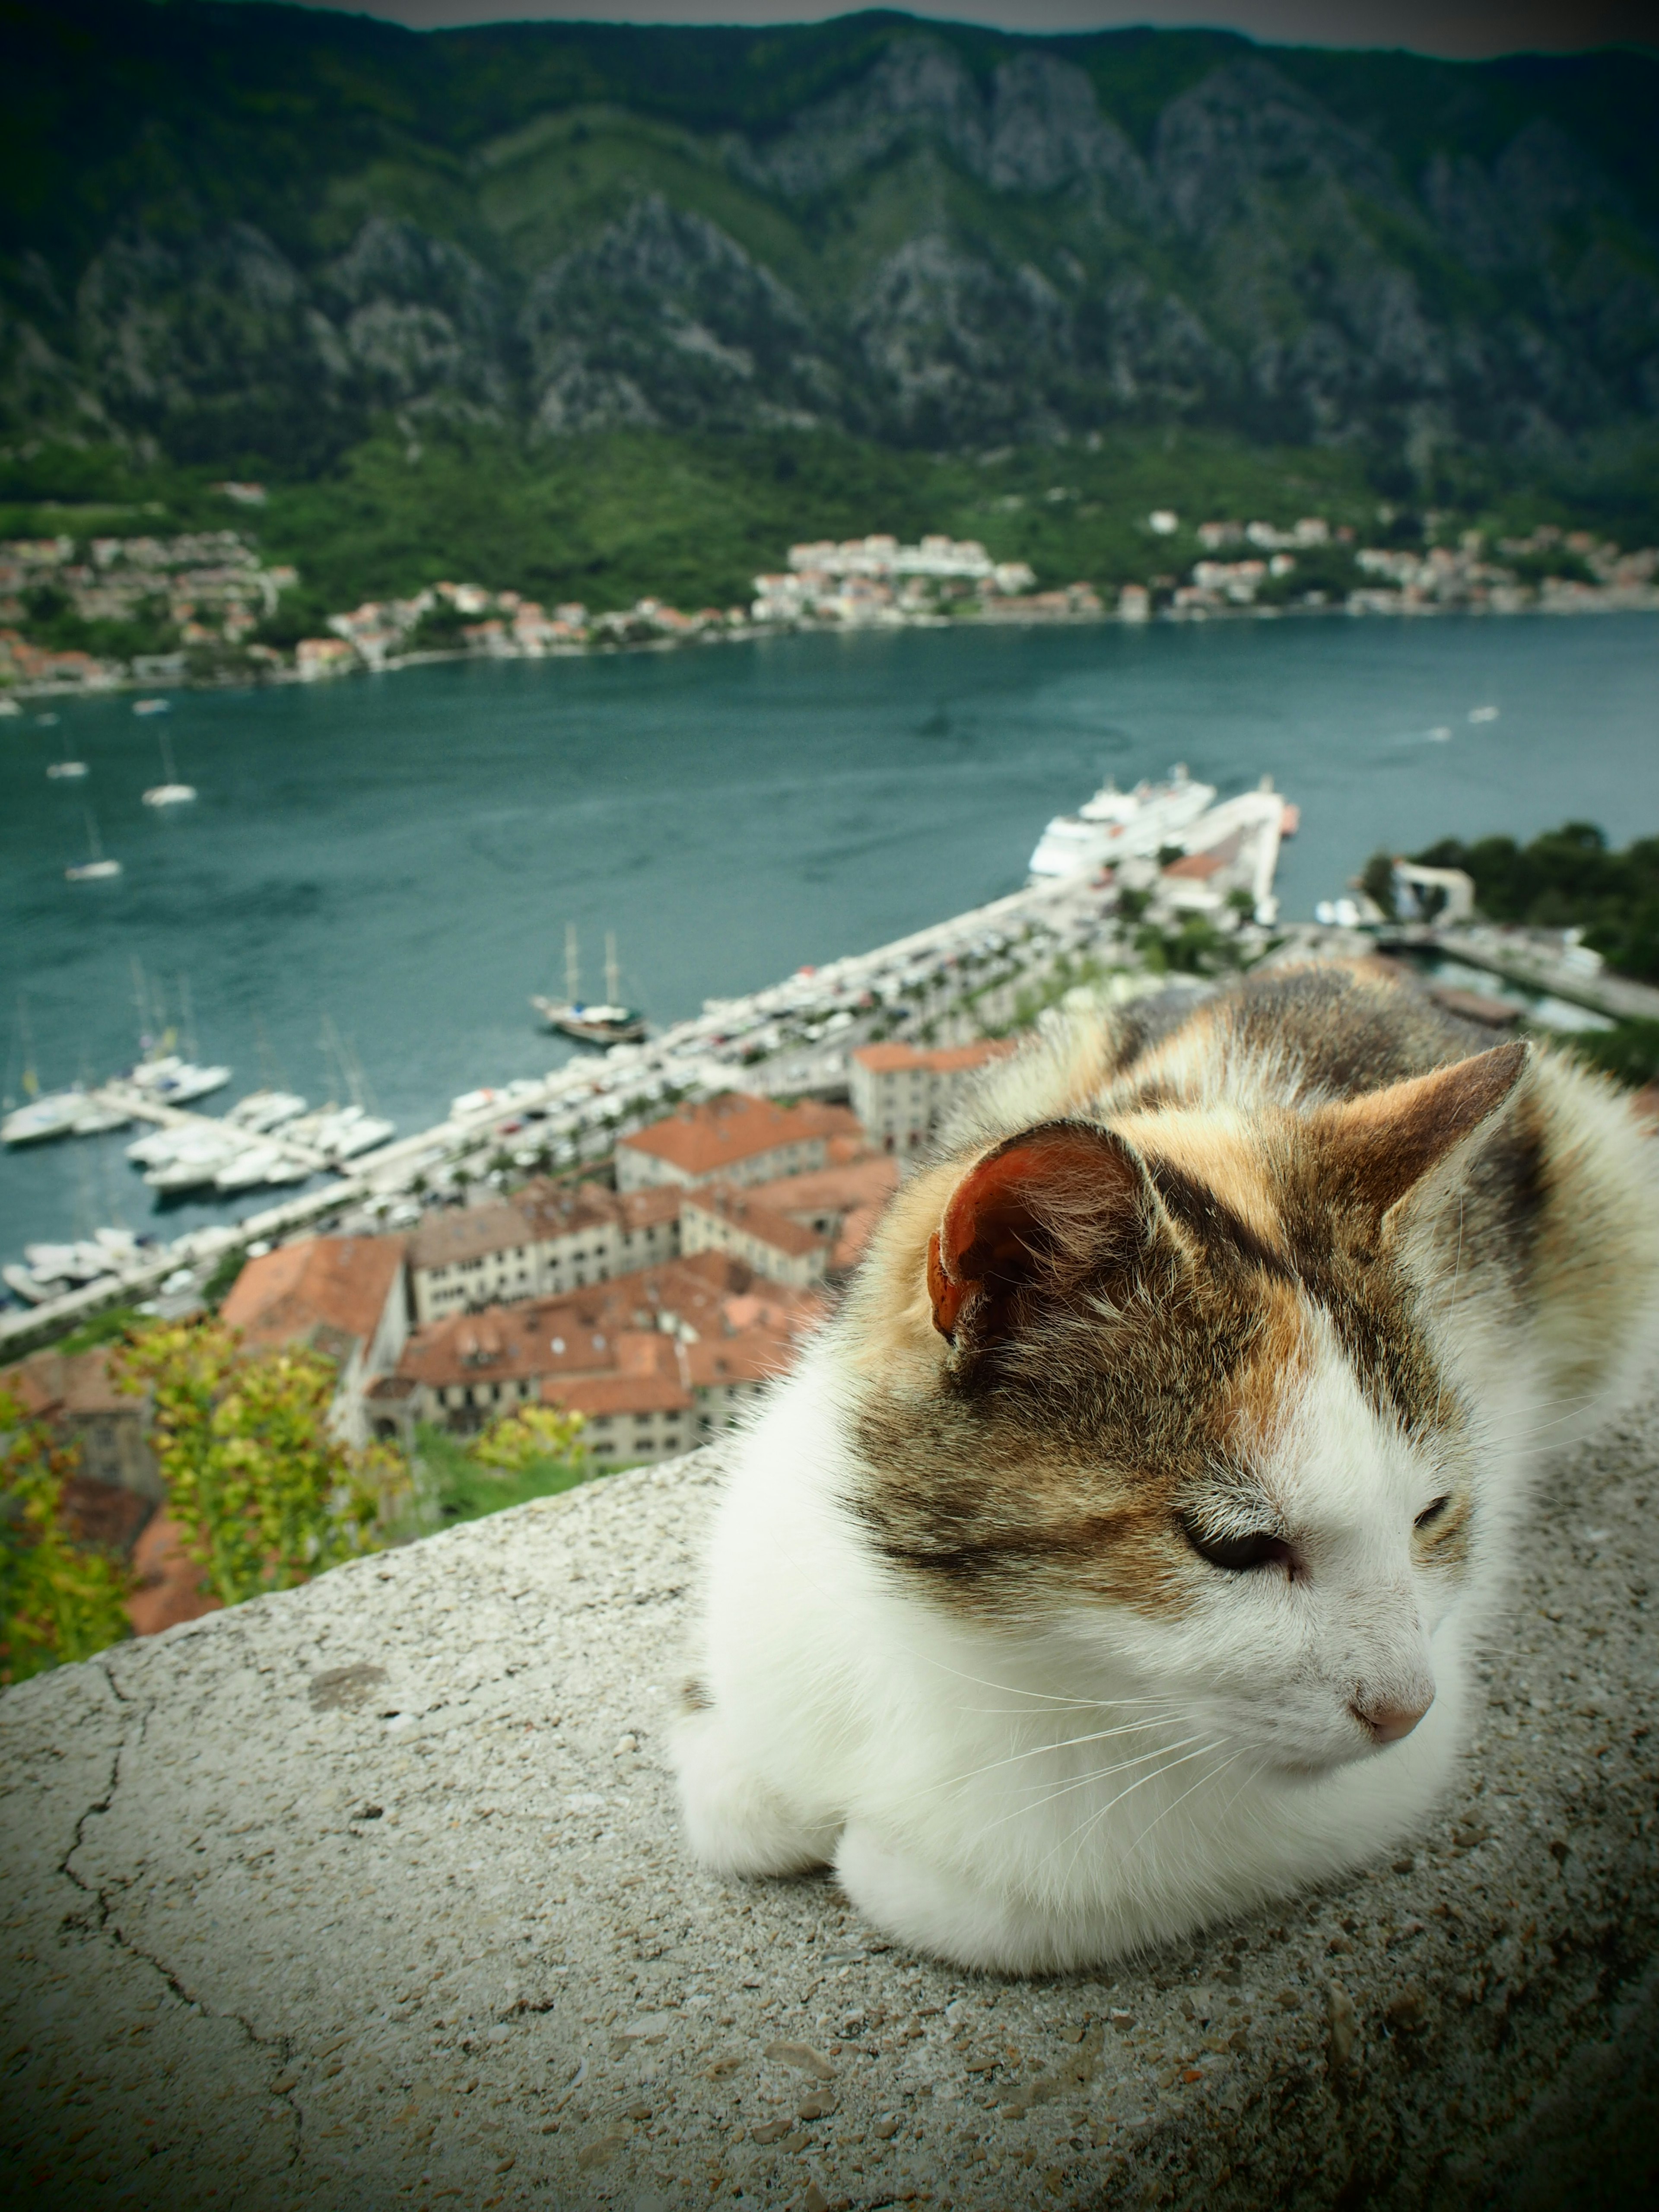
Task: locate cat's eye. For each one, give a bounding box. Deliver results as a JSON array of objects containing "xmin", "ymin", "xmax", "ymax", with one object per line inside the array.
[
  {"xmin": 1182, "ymin": 1520, "xmax": 1294, "ymax": 1574},
  {"xmin": 1414, "ymin": 1496, "xmax": 1452, "ymax": 1531}
]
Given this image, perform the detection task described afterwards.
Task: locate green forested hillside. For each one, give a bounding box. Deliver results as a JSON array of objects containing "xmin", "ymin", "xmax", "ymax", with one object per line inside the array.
[{"xmin": 2, "ymin": 2, "xmax": 1657, "ymax": 610}]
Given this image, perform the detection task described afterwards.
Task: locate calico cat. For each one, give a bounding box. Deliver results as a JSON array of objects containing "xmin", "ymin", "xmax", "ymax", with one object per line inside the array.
[{"xmin": 672, "ymin": 960, "xmax": 1659, "ymax": 1971}]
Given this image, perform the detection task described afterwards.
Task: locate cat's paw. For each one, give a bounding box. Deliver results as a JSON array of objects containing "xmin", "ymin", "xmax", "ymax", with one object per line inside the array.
[
  {"xmin": 834, "ymin": 1821, "xmax": 1065, "ymax": 1972},
  {"xmin": 672, "ymin": 1708, "xmax": 837, "ymax": 1877}
]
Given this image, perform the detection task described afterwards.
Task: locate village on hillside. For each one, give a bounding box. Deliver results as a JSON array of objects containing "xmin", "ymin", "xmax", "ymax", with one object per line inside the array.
[
  {"xmin": 1, "ymin": 1040, "xmax": 1010, "ymax": 1630},
  {"xmin": 4, "ymin": 514, "xmax": 1656, "ymax": 698}
]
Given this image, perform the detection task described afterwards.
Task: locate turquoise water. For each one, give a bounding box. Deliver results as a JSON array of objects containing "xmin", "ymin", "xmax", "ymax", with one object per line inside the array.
[{"xmin": 3, "ymin": 613, "xmax": 1656, "ymax": 1259}]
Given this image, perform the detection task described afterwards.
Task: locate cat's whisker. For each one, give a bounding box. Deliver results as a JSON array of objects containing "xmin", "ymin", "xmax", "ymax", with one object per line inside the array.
[
  {"xmin": 1527, "ymin": 1382, "xmax": 1624, "ymax": 1437},
  {"xmin": 1042, "ymin": 1738, "xmax": 1234, "ymax": 1881},
  {"xmin": 929, "ymin": 1715, "xmax": 1189, "ymax": 1796},
  {"xmin": 1015, "ymin": 1734, "xmax": 1227, "ymax": 1843},
  {"xmin": 1117, "ymin": 1745, "xmax": 1252, "ymax": 1869},
  {"xmin": 992, "ymin": 1726, "xmax": 1201, "ymax": 1796},
  {"xmin": 920, "ymin": 1657, "xmax": 1174, "ymax": 1711},
  {"xmin": 973, "ymin": 1733, "xmax": 1220, "ymax": 1831}
]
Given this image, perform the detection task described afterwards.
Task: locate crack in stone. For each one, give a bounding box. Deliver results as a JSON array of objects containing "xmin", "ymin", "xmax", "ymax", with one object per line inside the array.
[{"xmin": 51, "ymin": 1651, "xmax": 308, "ymax": 2171}]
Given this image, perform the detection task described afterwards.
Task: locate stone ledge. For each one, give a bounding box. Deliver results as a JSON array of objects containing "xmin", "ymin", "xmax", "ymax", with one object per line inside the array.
[{"xmin": 3, "ymin": 1421, "xmax": 1657, "ymax": 2211}]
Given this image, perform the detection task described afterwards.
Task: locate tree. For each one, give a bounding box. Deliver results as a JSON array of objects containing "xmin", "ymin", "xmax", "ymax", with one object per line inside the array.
[
  {"xmin": 1360, "ymin": 851, "xmax": 1397, "ymax": 919},
  {"xmin": 118, "ymin": 1322, "xmax": 407, "ymax": 1609},
  {"xmin": 0, "ymin": 1388, "xmax": 131, "ymax": 1685},
  {"xmin": 471, "ymin": 1403, "xmax": 588, "ymax": 1476}
]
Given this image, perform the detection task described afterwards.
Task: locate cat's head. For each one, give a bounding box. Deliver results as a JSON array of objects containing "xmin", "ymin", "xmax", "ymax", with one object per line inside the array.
[{"xmin": 847, "ymin": 1039, "xmax": 1531, "ymax": 1776}]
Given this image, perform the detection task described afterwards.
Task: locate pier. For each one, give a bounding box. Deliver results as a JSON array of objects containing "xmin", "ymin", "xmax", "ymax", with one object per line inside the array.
[{"xmin": 0, "ymin": 869, "xmax": 1150, "ymax": 1355}]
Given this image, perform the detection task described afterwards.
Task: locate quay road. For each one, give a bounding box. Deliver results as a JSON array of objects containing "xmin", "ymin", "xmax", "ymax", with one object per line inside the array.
[{"xmin": 0, "ymin": 869, "xmax": 1133, "ymax": 1357}]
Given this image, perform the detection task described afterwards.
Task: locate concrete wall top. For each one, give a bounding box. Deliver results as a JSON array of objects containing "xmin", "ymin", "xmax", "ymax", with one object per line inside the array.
[{"xmin": 4, "ymin": 1419, "xmax": 1659, "ymax": 2211}]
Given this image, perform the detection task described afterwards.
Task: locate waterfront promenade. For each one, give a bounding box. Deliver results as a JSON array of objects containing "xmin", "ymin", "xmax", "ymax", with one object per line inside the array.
[{"xmin": 0, "ymin": 868, "xmax": 1139, "ymax": 1355}]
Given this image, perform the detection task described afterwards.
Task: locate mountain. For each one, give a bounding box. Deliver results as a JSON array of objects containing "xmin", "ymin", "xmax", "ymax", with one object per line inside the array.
[{"xmin": 2, "ymin": 1, "xmax": 1657, "ymax": 485}]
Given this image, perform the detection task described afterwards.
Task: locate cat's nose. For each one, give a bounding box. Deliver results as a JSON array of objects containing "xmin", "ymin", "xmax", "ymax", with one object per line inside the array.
[{"xmin": 1351, "ymin": 1693, "xmax": 1433, "ymax": 1744}]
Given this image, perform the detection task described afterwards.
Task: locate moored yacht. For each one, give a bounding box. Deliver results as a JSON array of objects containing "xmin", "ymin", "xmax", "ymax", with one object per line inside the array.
[
  {"xmin": 534, "ymin": 925, "xmax": 647, "ymax": 1044},
  {"xmin": 3, "ymin": 1089, "xmax": 88, "ymax": 1146}
]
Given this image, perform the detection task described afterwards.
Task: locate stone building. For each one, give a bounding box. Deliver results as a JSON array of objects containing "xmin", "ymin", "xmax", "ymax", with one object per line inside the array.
[
  {"xmin": 849, "ymin": 1038, "xmax": 1014, "ymax": 1160},
  {"xmin": 407, "ymin": 1182, "xmax": 681, "ymax": 1321},
  {"xmin": 613, "ymin": 1091, "xmax": 861, "ymax": 1193},
  {"xmin": 394, "ymin": 1253, "xmax": 821, "ymax": 1458},
  {"xmin": 220, "ymin": 1235, "xmax": 408, "ymax": 1446},
  {"xmin": 679, "ymin": 1185, "xmax": 830, "ymax": 1287}
]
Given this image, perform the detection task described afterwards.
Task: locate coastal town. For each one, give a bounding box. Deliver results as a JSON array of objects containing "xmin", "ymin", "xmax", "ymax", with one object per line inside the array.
[
  {"xmin": 8, "ymin": 727, "xmax": 1658, "ymax": 1641},
  {"xmin": 0, "ymin": 859, "xmax": 1125, "ymax": 1627},
  {"xmin": 3, "ymin": 508, "xmax": 1656, "ymax": 698}
]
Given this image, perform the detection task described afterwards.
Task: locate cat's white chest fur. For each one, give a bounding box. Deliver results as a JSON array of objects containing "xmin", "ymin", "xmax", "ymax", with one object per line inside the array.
[{"xmin": 674, "ymin": 1351, "xmax": 1477, "ymax": 1972}]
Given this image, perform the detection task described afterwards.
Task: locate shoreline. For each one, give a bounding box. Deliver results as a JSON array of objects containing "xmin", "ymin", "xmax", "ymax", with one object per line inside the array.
[{"xmin": 5, "ymin": 588, "xmax": 1658, "ymax": 706}]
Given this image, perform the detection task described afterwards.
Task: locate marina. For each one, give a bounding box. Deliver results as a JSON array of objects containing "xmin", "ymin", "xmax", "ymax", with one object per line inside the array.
[{"xmin": 4, "ymin": 613, "xmax": 1657, "ymax": 1289}]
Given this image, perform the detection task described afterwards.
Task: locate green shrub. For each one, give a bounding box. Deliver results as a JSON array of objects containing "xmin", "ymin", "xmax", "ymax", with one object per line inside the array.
[{"xmin": 1, "ymin": 1389, "xmax": 131, "ymax": 1684}]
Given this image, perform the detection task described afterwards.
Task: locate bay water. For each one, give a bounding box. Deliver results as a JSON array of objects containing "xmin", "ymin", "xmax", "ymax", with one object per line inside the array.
[{"xmin": 3, "ymin": 612, "xmax": 1656, "ymax": 1261}]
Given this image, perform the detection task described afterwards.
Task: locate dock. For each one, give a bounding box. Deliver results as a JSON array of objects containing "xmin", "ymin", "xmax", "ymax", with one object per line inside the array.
[{"xmin": 0, "ymin": 869, "xmax": 1142, "ymax": 1355}]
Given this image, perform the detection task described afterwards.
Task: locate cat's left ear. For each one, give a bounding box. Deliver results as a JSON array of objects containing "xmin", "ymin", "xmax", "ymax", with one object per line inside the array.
[
  {"xmin": 1316, "ymin": 1039, "xmax": 1530, "ymax": 1225},
  {"xmin": 927, "ymin": 1121, "xmax": 1152, "ymax": 1344}
]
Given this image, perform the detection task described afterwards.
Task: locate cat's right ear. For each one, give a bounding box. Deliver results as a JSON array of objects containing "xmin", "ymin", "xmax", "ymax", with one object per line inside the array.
[{"xmin": 927, "ymin": 1122, "xmax": 1150, "ymax": 1345}]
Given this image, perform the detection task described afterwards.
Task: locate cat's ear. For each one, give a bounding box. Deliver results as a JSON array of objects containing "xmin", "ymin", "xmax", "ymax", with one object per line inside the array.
[
  {"xmin": 927, "ymin": 1121, "xmax": 1151, "ymax": 1344},
  {"xmin": 1316, "ymin": 1039, "xmax": 1529, "ymax": 1224}
]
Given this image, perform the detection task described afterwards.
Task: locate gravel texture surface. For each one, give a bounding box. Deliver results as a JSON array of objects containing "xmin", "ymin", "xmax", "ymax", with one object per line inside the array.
[{"xmin": 4, "ymin": 1427, "xmax": 1658, "ymax": 2211}]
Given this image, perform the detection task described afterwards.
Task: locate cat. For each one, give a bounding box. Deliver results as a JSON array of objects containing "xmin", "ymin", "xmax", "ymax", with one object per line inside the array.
[{"xmin": 671, "ymin": 959, "xmax": 1659, "ymax": 1972}]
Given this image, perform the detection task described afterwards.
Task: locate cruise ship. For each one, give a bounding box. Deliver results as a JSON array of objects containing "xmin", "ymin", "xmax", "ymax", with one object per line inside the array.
[{"xmin": 1027, "ymin": 764, "xmax": 1217, "ymax": 882}]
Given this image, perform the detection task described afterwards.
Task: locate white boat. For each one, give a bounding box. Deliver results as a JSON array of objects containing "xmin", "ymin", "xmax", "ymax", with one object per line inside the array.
[
  {"xmin": 66, "ymin": 809, "xmax": 121, "ymax": 881},
  {"xmin": 126, "ymin": 1119, "xmax": 231, "ymax": 1167},
  {"xmin": 315, "ymin": 1106, "xmax": 396, "ymax": 1159},
  {"xmin": 1027, "ymin": 764, "xmax": 1217, "ymax": 881},
  {"xmin": 3, "ymin": 1089, "xmax": 87, "ymax": 1145},
  {"xmin": 3, "ymin": 1233, "xmax": 137, "ymax": 1305},
  {"xmin": 46, "ymin": 761, "xmax": 88, "ymax": 779},
  {"xmin": 145, "ymin": 1138, "xmax": 245, "ymax": 1192},
  {"xmin": 142, "ymin": 731, "xmax": 196, "ymax": 807},
  {"xmin": 71, "ymin": 1095, "xmax": 131, "ymax": 1137},
  {"xmin": 213, "ymin": 1146, "xmax": 311, "ymax": 1192},
  {"xmin": 226, "ymin": 1089, "xmax": 308, "ymax": 1132},
  {"xmin": 24, "ymin": 1240, "xmax": 116, "ymax": 1286},
  {"xmin": 126, "ymin": 1126, "xmax": 189, "ymax": 1167},
  {"xmin": 135, "ymin": 1059, "xmax": 232, "ymax": 1104},
  {"xmin": 133, "ymin": 698, "xmax": 171, "ymax": 717}
]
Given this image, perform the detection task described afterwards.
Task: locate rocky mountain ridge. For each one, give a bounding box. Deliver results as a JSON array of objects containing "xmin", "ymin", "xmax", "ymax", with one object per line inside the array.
[{"xmin": 3, "ymin": 2, "xmax": 1656, "ymax": 477}]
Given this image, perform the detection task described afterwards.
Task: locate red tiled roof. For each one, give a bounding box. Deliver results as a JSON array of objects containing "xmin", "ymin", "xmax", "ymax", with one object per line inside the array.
[
  {"xmin": 617, "ymin": 1091, "xmax": 860, "ymax": 1176},
  {"xmin": 394, "ymin": 1253, "xmax": 823, "ymax": 1396},
  {"xmin": 852, "ymin": 1039, "xmax": 1014, "ymax": 1075},
  {"xmin": 684, "ymin": 1329, "xmax": 795, "ymax": 1387},
  {"xmin": 1, "ymin": 1346, "xmax": 133, "ymax": 1420},
  {"xmin": 515, "ymin": 1179, "xmax": 624, "ymax": 1240},
  {"xmin": 408, "ymin": 1201, "xmax": 532, "ymax": 1270},
  {"xmin": 617, "ymin": 1185, "xmax": 684, "ymax": 1230},
  {"xmin": 1162, "ymin": 850, "xmax": 1226, "ymax": 881},
  {"xmin": 684, "ymin": 1185, "xmax": 827, "ymax": 1259},
  {"xmin": 222, "ymin": 1235, "xmax": 404, "ymax": 1357},
  {"xmin": 548, "ymin": 1332, "xmax": 693, "ymax": 1419},
  {"xmin": 747, "ymin": 1155, "xmax": 899, "ymax": 1223}
]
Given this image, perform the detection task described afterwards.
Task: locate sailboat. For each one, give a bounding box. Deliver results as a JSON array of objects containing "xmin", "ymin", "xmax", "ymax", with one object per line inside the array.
[
  {"xmin": 533, "ymin": 924, "xmax": 647, "ymax": 1045},
  {"xmin": 142, "ymin": 730, "xmax": 197, "ymax": 807},
  {"xmin": 65, "ymin": 809, "xmax": 121, "ymax": 880}
]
